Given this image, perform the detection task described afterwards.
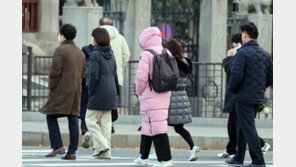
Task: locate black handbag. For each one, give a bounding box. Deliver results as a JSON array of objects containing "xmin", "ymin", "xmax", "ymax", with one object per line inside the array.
[{"xmin": 111, "ymin": 109, "xmax": 118, "ymax": 122}]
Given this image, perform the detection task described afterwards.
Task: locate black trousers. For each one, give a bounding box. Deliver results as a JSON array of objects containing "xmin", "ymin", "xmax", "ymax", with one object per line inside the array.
[
  {"xmin": 46, "ymin": 114, "xmax": 79, "ymax": 155},
  {"xmin": 226, "ymin": 111, "xmax": 265, "ymax": 155},
  {"xmin": 140, "ymin": 134, "xmax": 172, "ymax": 161},
  {"xmin": 233, "ymin": 101, "xmax": 265, "ymax": 165},
  {"xmin": 174, "ymin": 124, "xmax": 195, "ymax": 150}
]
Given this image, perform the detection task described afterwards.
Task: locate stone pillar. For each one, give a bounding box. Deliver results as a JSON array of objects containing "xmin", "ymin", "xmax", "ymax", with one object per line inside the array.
[
  {"xmin": 133, "ymin": 0, "xmax": 151, "ymax": 60},
  {"xmin": 62, "ymin": 6, "xmax": 103, "ymax": 48},
  {"xmin": 198, "ymin": 0, "xmax": 228, "ymax": 117},
  {"xmin": 37, "ymin": 0, "xmax": 59, "ymax": 41},
  {"xmin": 248, "ymin": 14, "xmax": 273, "ymax": 54},
  {"xmin": 199, "ymin": 0, "xmax": 228, "ymax": 63}
]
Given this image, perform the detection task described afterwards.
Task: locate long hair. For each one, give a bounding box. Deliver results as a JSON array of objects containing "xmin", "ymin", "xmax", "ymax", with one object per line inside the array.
[{"xmin": 163, "ymin": 39, "xmax": 184, "ymax": 60}]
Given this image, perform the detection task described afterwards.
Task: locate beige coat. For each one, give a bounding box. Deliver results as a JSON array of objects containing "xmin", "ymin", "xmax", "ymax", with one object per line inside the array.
[
  {"xmin": 101, "ymin": 25, "xmax": 130, "ymax": 86},
  {"xmin": 40, "ymin": 40, "xmax": 86, "ymax": 116}
]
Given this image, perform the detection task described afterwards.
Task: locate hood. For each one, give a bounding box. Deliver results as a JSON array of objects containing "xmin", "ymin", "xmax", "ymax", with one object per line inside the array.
[
  {"xmin": 100, "ymin": 25, "xmax": 119, "ymax": 40},
  {"xmin": 139, "ymin": 27, "xmax": 162, "ymax": 49},
  {"xmin": 93, "ymin": 45, "xmax": 113, "ymax": 60}
]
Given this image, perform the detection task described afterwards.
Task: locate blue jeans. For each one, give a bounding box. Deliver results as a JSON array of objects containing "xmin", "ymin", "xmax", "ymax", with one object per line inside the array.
[
  {"xmin": 233, "ymin": 101, "xmax": 265, "ymax": 165},
  {"xmin": 46, "ymin": 114, "xmax": 79, "ymax": 155}
]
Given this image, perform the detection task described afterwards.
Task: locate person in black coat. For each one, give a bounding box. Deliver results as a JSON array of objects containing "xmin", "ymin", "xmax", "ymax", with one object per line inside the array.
[
  {"xmin": 80, "ymin": 44, "xmax": 93, "ymax": 148},
  {"xmin": 85, "ymin": 28, "xmax": 120, "ymax": 159},
  {"xmin": 218, "ymin": 34, "xmax": 270, "ymax": 159},
  {"xmin": 225, "ymin": 23, "xmax": 273, "ymax": 167}
]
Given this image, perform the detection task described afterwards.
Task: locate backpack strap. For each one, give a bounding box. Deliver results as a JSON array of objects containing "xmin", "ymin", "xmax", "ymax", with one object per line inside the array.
[
  {"xmin": 143, "ymin": 49, "xmax": 159, "ymax": 91},
  {"xmin": 144, "ymin": 49, "xmax": 158, "ymax": 56}
]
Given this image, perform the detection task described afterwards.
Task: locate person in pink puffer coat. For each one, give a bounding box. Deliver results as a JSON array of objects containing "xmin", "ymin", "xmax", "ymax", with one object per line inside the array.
[{"xmin": 133, "ymin": 27, "xmax": 172, "ymax": 167}]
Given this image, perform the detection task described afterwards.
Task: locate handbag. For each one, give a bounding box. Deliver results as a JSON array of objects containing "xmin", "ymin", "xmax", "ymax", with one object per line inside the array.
[{"xmin": 111, "ymin": 109, "xmax": 118, "ymax": 122}]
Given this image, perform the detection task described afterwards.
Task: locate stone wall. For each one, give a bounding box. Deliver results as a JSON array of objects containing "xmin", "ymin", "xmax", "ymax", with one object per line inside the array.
[{"xmin": 62, "ymin": 6, "xmax": 103, "ymax": 49}]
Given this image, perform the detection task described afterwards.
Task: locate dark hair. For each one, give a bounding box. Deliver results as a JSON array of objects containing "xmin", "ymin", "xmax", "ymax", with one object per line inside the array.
[
  {"xmin": 240, "ymin": 22, "xmax": 259, "ymax": 39},
  {"xmin": 163, "ymin": 39, "xmax": 184, "ymax": 60},
  {"xmin": 59, "ymin": 24, "xmax": 77, "ymax": 40},
  {"xmin": 231, "ymin": 33, "xmax": 242, "ymax": 44},
  {"xmin": 92, "ymin": 28, "xmax": 110, "ymax": 46},
  {"xmin": 99, "ymin": 17, "xmax": 113, "ymax": 26}
]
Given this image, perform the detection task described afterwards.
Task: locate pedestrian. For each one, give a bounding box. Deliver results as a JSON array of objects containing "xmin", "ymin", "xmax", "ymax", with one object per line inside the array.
[
  {"xmin": 217, "ymin": 33, "xmax": 270, "ymax": 159},
  {"xmin": 225, "ymin": 22, "xmax": 273, "ymax": 167},
  {"xmin": 80, "ymin": 42, "xmax": 93, "ymax": 149},
  {"xmin": 79, "ymin": 18, "xmax": 130, "ymax": 149},
  {"xmin": 148, "ymin": 39, "xmax": 200, "ymax": 161},
  {"xmin": 40, "ymin": 24, "xmax": 86, "ymax": 160},
  {"xmin": 133, "ymin": 27, "xmax": 172, "ymax": 167},
  {"xmin": 85, "ymin": 28, "xmax": 120, "ymax": 159}
]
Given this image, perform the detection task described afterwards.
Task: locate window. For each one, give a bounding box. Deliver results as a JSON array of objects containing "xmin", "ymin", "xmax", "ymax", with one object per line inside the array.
[{"xmin": 22, "ymin": 0, "xmax": 39, "ymax": 32}]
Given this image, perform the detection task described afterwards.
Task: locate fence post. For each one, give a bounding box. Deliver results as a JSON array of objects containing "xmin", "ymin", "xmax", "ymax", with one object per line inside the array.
[{"xmin": 27, "ymin": 46, "xmax": 33, "ymax": 111}]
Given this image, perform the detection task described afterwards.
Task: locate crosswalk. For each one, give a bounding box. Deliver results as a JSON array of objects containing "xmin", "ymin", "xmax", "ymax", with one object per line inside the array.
[{"xmin": 22, "ymin": 149, "xmax": 273, "ymax": 167}]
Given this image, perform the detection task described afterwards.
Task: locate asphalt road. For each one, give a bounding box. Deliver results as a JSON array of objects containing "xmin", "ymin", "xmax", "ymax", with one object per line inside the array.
[{"xmin": 23, "ymin": 146, "xmax": 273, "ymax": 167}]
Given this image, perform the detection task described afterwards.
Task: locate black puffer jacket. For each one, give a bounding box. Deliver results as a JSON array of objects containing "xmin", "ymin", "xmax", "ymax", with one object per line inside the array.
[
  {"xmin": 86, "ymin": 45, "xmax": 119, "ymax": 111},
  {"xmin": 168, "ymin": 57, "xmax": 193, "ymax": 125},
  {"xmin": 222, "ymin": 56, "xmax": 235, "ymax": 113}
]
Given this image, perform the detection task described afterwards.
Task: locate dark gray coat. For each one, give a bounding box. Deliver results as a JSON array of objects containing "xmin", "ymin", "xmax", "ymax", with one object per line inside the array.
[
  {"xmin": 86, "ymin": 45, "xmax": 119, "ymax": 111},
  {"xmin": 222, "ymin": 56, "xmax": 235, "ymax": 113},
  {"xmin": 168, "ymin": 58, "xmax": 193, "ymax": 125}
]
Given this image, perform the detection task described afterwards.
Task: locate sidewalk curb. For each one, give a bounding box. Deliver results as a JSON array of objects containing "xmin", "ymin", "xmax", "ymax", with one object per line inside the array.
[
  {"xmin": 22, "ymin": 131, "xmax": 273, "ymax": 151},
  {"xmin": 22, "ymin": 112, "xmax": 273, "ymax": 128}
]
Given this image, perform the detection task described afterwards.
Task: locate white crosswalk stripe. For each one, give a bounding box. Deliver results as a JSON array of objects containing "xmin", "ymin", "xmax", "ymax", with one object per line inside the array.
[{"xmin": 22, "ymin": 149, "xmax": 273, "ymax": 167}]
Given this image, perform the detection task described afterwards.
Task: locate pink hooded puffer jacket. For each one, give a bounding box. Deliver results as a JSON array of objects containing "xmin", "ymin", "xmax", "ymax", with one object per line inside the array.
[{"xmin": 136, "ymin": 27, "xmax": 171, "ymax": 136}]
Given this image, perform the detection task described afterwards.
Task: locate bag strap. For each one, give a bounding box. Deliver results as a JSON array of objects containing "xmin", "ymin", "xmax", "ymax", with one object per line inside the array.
[
  {"xmin": 144, "ymin": 49, "xmax": 158, "ymax": 56},
  {"xmin": 144, "ymin": 49, "xmax": 159, "ymax": 92}
]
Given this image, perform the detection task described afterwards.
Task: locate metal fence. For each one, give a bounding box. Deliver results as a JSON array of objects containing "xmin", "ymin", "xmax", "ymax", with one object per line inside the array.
[
  {"xmin": 22, "ymin": 47, "xmax": 53, "ymax": 112},
  {"xmin": 22, "ymin": 47, "xmax": 273, "ymax": 119}
]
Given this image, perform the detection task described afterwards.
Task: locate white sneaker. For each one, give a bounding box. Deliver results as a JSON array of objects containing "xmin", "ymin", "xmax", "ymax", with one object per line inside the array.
[
  {"xmin": 82, "ymin": 131, "xmax": 92, "ymax": 148},
  {"xmin": 217, "ymin": 151, "xmax": 234, "ymax": 158},
  {"xmin": 188, "ymin": 146, "xmax": 200, "ymax": 161},
  {"xmin": 153, "ymin": 160, "xmax": 173, "ymax": 167},
  {"xmin": 148, "ymin": 152, "xmax": 157, "ymax": 159},
  {"xmin": 262, "ymin": 143, "xmax": 271, "ymax": 153},
  {"xmin": 134, "ymin": 157, "xmax": 149, "ymax": 166}
]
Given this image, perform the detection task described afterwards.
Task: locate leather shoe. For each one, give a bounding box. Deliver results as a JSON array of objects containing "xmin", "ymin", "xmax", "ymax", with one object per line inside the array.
[
  {"xmin": 225, "ymin": 158, "xmax": 243, "ymax": 166},
  {"xmin": 45, "ymin": 147, "xmax": 65, "ymax": 157},
  {"xmin": 61, "ymin": 154, "xmax": 76, "ymax": 160}
]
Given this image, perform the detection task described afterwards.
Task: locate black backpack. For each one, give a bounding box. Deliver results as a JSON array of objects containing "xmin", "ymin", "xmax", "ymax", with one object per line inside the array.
[{"xmin": 145, "ymin": 48, "xmax": 179, "ymax": 92}]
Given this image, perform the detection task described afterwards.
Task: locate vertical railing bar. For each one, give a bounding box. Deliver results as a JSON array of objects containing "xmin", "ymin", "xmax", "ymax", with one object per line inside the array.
[
  {"xmin": 220, "ymin": 64, "xmax": 224, "ymax": 118},
  {"xmin": 128, "ymin": 62, "xmax": 131, "ymax": 115},
  {"xmin": 27, "ymin": 47, "xmax": 32, "ymax": 111}
]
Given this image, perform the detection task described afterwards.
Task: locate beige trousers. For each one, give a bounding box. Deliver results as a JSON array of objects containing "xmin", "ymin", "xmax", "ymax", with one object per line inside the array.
[{"xmin": 86, "ymin": 109, "xmax": 111, "ymax": 156}]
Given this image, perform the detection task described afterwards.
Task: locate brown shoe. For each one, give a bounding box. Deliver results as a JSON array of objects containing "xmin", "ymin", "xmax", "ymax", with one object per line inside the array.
[
  {"xmin": 45, "ymin": 147, "xmax": 65, "ymax": 157},
  {"xmin": 61, "ymin": 154, "xmax": 76, "ymax": 160}
]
